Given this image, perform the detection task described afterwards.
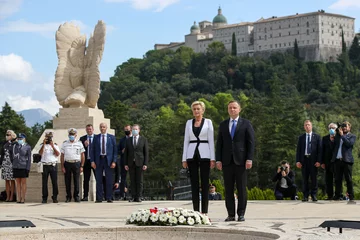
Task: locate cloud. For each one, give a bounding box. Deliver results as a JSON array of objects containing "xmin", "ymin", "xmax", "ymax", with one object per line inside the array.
[
  {"xmin": 0, "ymin": 19, "xmax": 115, "ymax": 37},
  {"xmin": 6, "ymin": 95, "xmax": 59, "ymax": 116},
  {"xmin": 0, "ymin": 0, "xmax": 22, "ymax": 19},
  {"xmin": 329, "ymin": 0, "xmax": 360, "ymax": 10},
  {"xmin": 104, "ymin": 0, "xmax": 180, "ymax": 12},
  {"xmin": 0, "ymin": 54, "xmax": 34, "ymax": 82}
]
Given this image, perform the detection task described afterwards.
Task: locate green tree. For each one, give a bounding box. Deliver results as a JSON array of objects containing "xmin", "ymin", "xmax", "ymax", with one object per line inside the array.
[
  {"xmin": 294, "ymin": 38, "xmax": 300, "ymax": 60},
  {"xmin": 231, "ymin": 32, "xmax": 237, "ymax": 56},
  {"xmin": 349, "ymin": 36, "xmax": 360, "ymax": 66}
]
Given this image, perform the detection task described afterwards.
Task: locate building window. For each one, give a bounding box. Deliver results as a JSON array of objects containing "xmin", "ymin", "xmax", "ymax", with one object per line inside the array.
[
  {"xmin": 270, "ymin": 44, "xmax": 273, "ymax": 48},
  {"xmin": 321, "ymin": 22, "xmax": 323, "ymax": 26},
  {"xmin": 275, "ymin": 44, "xmax": 277, "ymax": 48},
  {"xmin": 297, "ymin": 23, "xmax": 299, "ymax": 27},
  {"xmin": 313, "ymin": 29, "xmax": 315, "ymax": 32},
  {"xmin": 259, "ymin": 45, "xmax": 261, "ymax": 50},
  {"xmin": 270, "ymin": 27, "xmax": 272, "ymax": 30},
  {"xmin": 279, "ymin": 43, "xmax": 281, "ymax": 47},
  {"xmin": 307, "ymin": 40, "xmax": 309, "ymax": 44},
  {"xmin": 265, "ymin": 27, "xmax": 267, "ymax": 33},
  {"xmin": 242, "ymin": 38, "xmax": 244, "ymax": 42},
  {"xmin": 279, "ymin": 33, "xmax": 282, "ymax": 37},
  {"xmin": 322, "ymin": 30, "xmax": 324, "ymax": 34},
  {"xmin": 289, "ymin": 42, "xmax": 291, "ymax": 46},
  {"xmin": 259, "ymin": 36, "xmax": 261, "ymax": 40},
  {"xmin": 307, "ymin": 22, "xmax": 309, "ymax": 27},
  {"xmin": 289, "ymin": 24, "xmax": 291, "ymax": 28},
  {"xmin": 307, "ymin": 29, "xmax": 309, "ymax": 35},
  {"xmin": 279, "ymin": 25, "xmax": 281, "ymax": 29},
  {"xmin": 265, "ymin": 35, "xmax": 267, "ymax": 40},
  {"xmin": 270, "ymin": 34, "xmax": 272, "ymax": 38},
  {"xmin": 289, "ymin": 32, "xmax": 291, "ymax": 36},
  {"xmin": 298, "ymin": 30, "xmax": 300, "ymax": 34}
]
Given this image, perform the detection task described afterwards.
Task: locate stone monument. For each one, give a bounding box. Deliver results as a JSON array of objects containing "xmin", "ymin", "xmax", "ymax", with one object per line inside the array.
[{"xmin": 27, "ymin": 20, "xmax": 113, "ymax": 202}]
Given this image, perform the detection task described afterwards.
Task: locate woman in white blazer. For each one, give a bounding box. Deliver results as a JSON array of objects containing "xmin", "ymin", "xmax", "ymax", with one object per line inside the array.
[{"xmin": 182, "ymin": 101, "xmax": 215, "ymax": 214}]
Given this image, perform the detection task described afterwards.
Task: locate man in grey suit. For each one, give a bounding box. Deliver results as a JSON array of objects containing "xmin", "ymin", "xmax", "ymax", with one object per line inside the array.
[
  {"xmin": 124, "ymin": 124, "xmax": 149, "ymax": 202},
  {"xmin": 216, "ymin": 100, "xmax": 255, "ymax": 222}
]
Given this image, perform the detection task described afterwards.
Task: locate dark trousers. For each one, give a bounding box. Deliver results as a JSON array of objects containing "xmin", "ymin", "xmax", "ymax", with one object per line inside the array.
[
  {"xmin": 95, "ymin": 156, "xmax": 113, "ymax": 201},
  {"xmin": 325, "ymin": 163, "xmax": 334, "ymax": 198},
  {"xmin": 275, "ymin": 185, "xmax": 297, "ymax": 200},
  {"xmin": 187, "ymin": 159, "xmax": 210, "ymax": 213},
  {"xmin": 83, "ymin": 160, "xmax": 95, "ymax": 198},
  {"xmin": 42, "ymin": 164, "xmax": 58, "ymax": 200},
  {"xmin": 129, "ymin": 165, "xmax": 143, "ymax": 200},
  {"xmin": 223, "ymin": 163, "xmax": 247, "ymax": 217},
  {"xmin": 119, "ymin": 163, "xmax": 127, "ymax": 198},
  {"xmin": 301, "ymin": 159, "xmax": 318, "ymax": 198},
  {"xmin": 64, "ymin": 161, "xmax": 80, "ymax": 199},
  {"xmin": 334, "ymin": 160, "xmax": 354, "ymax": 199}
]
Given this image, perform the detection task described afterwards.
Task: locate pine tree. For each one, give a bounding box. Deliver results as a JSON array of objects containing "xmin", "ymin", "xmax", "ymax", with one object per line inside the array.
[
  {"xmin": 294, "ymin": 39, "xmax": 300, "ymax": 60},
  {"xmin": 341, "ymin": 29, "xmax": 347, "ymax": 53},
  {"xmin": 0, "ymin": 102, "xmax": 31, "ymax": 144},
  {"xmin": 349, "ymin": 36, "xmax": 360, "ymax": 66},
  {"xmin": 231, "ymin": 32, "xmax": 237, "ymax": 56}
]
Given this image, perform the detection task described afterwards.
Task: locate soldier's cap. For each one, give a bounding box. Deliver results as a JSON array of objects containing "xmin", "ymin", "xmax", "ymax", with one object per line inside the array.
[
  {"xmin": 17, "ymin": 133, "xmax": 26, "ymax": 139},
  {"xmin": 68, "ymin": 128, "xmax": 77, "ymax": 135}
]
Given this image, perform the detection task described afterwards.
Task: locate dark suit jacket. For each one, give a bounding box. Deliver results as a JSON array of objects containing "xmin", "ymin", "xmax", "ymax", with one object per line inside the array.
[
  {"xmin": 118, "ymin": 136, "xmax": 128, "ymax": 165},
  {"xmin": 296, "ymin": 132, "xmax": 322, "ymax": 164},
  {"xmin": 322, "ymin": 135, "xmax": 335, "ymax": 165},
  {"xmin": 215, "ymin": 118, "xmax": 255, "ymax": 166},
  {"xmin": 272, "ymin": 170, "xmax": 295, "ymax": 190},
  {"xmin": 332, "ymin": 133, "xmax": 356, "ymax": 164},
  {"xmin": 80, "ymin": 135, "xmax": 95, "ymax": 165},
  {"xmin": 124, "ymin": 135, "xmax": 149, "ymax": 167},
  {"xmin": 91, "ymin": 133, "xmax": 117, "ymax": 167}
]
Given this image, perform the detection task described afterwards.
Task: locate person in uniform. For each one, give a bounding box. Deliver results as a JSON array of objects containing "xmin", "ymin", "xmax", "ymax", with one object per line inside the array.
[
  {"xmin": 39, "ymin": 131, "xmax": 60, "ymax": 203},
  {"xmin": 60, "ymin": 128, "xmax": 85, "ymax": 203}
]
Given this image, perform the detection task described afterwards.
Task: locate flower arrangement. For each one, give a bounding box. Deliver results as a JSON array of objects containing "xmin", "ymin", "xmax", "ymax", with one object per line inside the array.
[{"xmin": 126, "ymin": 207, "xmax": 211, "ymax": 226}]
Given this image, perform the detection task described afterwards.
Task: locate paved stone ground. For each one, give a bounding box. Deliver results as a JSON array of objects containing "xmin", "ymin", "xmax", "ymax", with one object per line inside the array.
[{"xmin": 0, "ymin": 200, "xmax": 359, "ymax": 239}]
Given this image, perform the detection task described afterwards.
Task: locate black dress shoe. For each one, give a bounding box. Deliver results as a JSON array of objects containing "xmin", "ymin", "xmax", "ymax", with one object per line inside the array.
[
  {"xmin": 135, "ymin": 198, "xmax": 142, "ymax": 203},
  {"xmin": 302, "ymin": 198, "xmax": 308, "ymax": 202},
  {"xmin": 52, "ymin": 197, "xmax": 58, "ymax": 203},
  {"xmin": 81, "ymin": 197, "xmax": 88, "ymax": 201},
  {"xmin": 65, "ymin": 198, "xmax": 71, "ymax": 203},
  {"xmin": 311, "ymin": 196, "xmax": 318, "ymax": 202},
  {"xmin": 107, "ymin": 200, "xmax": 113, "ymax": 203},
  {"xmin": 42, "ymin": 199, "xmax": 47, "ymax": 204},
  {"xmin": 128, "ymin": 198, "xmax": 134, "ymax": 202},
  {"xmin": 95, "ymin": 200, "xmax": 102, "ymax": 203},
  {"xmin": 74, "ymin": 198, "xmax": 80, "ymax": 203},
  {"xmin": 225, "ymin": 216, "xmax": 236, "ymax": 222},
  {"xmin": 238, "ymin": 216, "xmax": 245, "ymax": 222}
]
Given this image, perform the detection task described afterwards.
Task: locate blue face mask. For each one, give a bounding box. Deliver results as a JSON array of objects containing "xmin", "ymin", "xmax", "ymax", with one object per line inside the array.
[
  {"xmin": 132, "ymin": 130, "xmax": 139, "ymax": 136},
  {"xmin": 18, "ymin": 140, "xmax": 24, "ymax": 145},
  {"xmin": 69, "ymin": 135, "xmax": 75, "ymax": 141},
  {"xmin": 329, "ymin": 129, "xmax": 335, "ymax": 136}
]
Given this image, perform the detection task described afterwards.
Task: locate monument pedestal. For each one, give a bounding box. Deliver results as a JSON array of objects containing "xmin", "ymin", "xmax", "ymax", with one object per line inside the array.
[{"xmin": 27, "ymin": 107, "xmax": 114, "ymax": 203}]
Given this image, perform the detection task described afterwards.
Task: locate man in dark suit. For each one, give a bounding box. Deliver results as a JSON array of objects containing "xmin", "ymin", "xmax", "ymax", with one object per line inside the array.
[
  {"xmin": 216, "ymin": 100, "xmax": 255, "ymax": 222},
  {"xmin": 124, "ymin": 124, "xmax": 149, "ymax": 202},
  {"xmin": 321, "ymin": 123, "xmax": 337, "ymax": 200},
  {"xmin": 118, "ymin": 124, "xmax": 132, "ymax": 200},
  {"xmin": 91, "ymin": 122, "xmax": 117, "ymax": 203},
  {"xmin": 296, "ymin": 120, "xmax": 322, "ymax": 202},
  {"xmin": 79, "ymin": 124, "xmax": 95, "ymax": 201},
  {"xmin": 332, "ymin": 121, "xmax": 356, "ymax": 201}
]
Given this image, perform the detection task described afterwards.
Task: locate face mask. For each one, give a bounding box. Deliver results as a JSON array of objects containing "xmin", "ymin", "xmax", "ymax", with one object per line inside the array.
[
  {"xmin": 132, "ymin": 130, "xmax": 139, "ymax": 136},
  {"xmin": 329, "ymin": 129, "xmax": 335, "ymax": 136},
  {"xmin": 124, "ymin": 130, "xmax": 131, "ymax": 136},
  {"xmin": 69, "ymin": 135, "xmax": 75, "ymax": 141},
  {"xmin": 18, "ymin": 140, "xmax": 24, "ymax": 145}
]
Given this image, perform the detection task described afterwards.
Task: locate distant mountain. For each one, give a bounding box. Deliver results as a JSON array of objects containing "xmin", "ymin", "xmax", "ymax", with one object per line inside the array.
[{"xmin": 18, "ymin": 109, "xmax": 53, "ymax": 127}]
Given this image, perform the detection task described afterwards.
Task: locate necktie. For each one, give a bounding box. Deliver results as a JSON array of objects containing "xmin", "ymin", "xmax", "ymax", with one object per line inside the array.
[
  {"xmin": 307, "ymin": 134, "xmax": 312, "ymax": 155},
  {"xmin": 230, "ymin": 119, "xmax": 237, "ymax": 139},
  {"xmin": 102, "ymin": 134, "xmax": 105, "ymax": 155},
  {"xmin": 134, "ymin": 136, "xmax": 137, "ymax": 146},
  {"xmin": 88, "ymin": 136, "xmax": 92, "ymax": 159}
]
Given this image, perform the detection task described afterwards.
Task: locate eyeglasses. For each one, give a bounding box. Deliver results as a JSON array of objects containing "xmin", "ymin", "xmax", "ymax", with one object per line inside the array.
[{"xmin": 6, "ymin": 134, "xmax": 11, "ymax": 136}]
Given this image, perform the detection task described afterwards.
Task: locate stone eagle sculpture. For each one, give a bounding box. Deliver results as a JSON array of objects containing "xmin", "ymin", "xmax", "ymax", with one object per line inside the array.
[{"xmin": 54, "ymin": 20, "xmax": 106, "ymax": 108}]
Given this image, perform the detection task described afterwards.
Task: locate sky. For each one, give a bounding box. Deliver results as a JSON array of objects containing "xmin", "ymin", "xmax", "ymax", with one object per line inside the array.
[{"xmin": 0, "ymin": 0, "xmax": 360, "ymax": 116}]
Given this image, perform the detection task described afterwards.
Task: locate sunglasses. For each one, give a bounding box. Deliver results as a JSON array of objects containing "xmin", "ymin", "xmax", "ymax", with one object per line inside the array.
[{"xmin": 6, "ymin": 134, "xmax": 11, "ymax": 136}]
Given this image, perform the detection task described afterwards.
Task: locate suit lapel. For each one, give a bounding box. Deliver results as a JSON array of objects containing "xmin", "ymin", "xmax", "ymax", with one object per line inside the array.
[
  {"xmin": 224, "ymin": 119, "xmax": 231, "ymax": 139},
  {"xmin": 234, "ymin": 117, "xmax": 243, "ymax": 136}
]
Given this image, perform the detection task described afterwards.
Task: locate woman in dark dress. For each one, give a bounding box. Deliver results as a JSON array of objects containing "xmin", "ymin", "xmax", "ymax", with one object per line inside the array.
[
  {"xmin": 12, "ymin": 133, "xmax": 32, "ymax": 203},
  {"xmin": 182, "ymin": 101, "xmax": 215, "ymax": 214},
  {"xmin": 1, "ymin": 130, "xmax": 16, "ymax": 202}
]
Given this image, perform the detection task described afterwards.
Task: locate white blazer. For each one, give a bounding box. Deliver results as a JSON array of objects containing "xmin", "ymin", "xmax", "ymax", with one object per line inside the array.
[{"xmin": 182, "ymin": 118, "xmax": 215, "ymax": 161}]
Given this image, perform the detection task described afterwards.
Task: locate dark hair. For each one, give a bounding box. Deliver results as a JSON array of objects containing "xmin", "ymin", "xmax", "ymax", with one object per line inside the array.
[
  {"xmin": 228, "ymin": 100, "xmax": 241, "ymax": 107},
  {"xmin": 280, "ymin": 160, "xmax": 288, "ymax": 165},
  {"xmin": 86, "ymin": 124, "xmax": 93, "ymax": 128}
]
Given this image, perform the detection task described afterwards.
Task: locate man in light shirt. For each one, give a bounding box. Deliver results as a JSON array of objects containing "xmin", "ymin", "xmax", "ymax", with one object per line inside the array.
[{"xmin": 39, "ymin": 132, "xmax": 60, "ymax": 204}]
